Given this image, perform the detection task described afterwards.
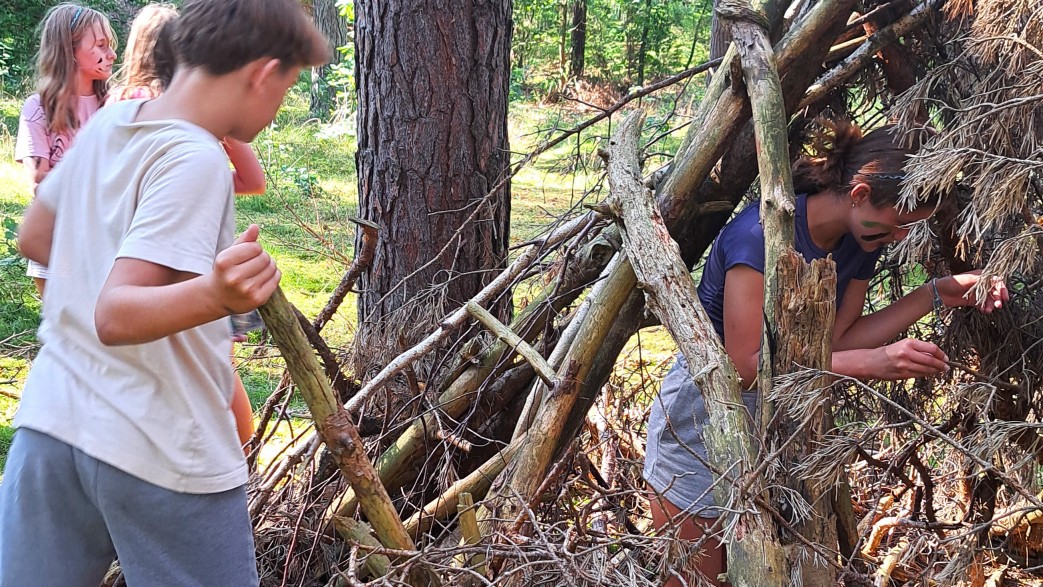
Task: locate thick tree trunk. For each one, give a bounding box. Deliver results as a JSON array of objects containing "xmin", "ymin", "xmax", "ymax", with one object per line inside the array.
[
  {"xmin": 310, "ymin": 0, "xmax": 347, "ymax": 120},
  {"xmin": 354, "ymin": 0, "xmax": 513, "ymax": 370}
]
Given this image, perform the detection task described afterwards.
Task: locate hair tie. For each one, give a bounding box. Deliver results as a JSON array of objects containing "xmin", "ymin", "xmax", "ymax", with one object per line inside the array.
[
  {"xmin": 864, "ymin": 172, "xmax": 906, "ymax": 181},
  {"xmin": 70, "ymin": 6, "xmax": 85, "ymax": 30}
]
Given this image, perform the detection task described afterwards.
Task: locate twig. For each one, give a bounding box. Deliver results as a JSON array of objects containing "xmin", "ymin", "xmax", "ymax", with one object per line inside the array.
[{"xmin": 947, "ymin": 359, "xmax": 1023, "ymax": 394}]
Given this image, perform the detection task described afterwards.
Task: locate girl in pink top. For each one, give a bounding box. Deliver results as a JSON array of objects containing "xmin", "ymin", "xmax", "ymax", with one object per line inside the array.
[{"xmin": 16, "ymin": 3, "xmax": 117, "ymax": 291}]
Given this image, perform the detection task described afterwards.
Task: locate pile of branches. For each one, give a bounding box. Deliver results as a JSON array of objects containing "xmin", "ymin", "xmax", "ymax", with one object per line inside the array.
[{"xmin": 238, "ymin": 0, "xmax": 1043, "ymax": 585}]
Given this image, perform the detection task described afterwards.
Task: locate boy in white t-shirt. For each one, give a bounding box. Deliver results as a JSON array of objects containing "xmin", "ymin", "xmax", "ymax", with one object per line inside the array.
[{"xmin": 0, "ymin": 1, "xmax": 329, "ymax": 584}]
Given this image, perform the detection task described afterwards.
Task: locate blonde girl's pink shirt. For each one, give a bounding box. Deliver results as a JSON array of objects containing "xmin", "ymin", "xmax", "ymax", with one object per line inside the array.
[
  {"xmin": 14, "ymin": 93, "xmax": 101, "ymax": 167},
  {"xmin": 105, "ymin": 85, "xmax": 156, "ymax": 105}
]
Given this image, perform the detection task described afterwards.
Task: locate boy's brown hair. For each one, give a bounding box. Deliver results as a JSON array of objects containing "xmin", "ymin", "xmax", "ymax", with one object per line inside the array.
[{"xmin": 173, "ymin": 0, "xmax": 330, "ymax": 75}]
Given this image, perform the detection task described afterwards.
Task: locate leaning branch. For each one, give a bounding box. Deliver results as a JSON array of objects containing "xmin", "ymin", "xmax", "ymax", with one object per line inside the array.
[
  {"xmin": 257, "ymin": 288, "xmax": 416, "ymax": 559},
  {"xmin": 606, "ymin": 109, "xmax": 788, "ymax": 587}
]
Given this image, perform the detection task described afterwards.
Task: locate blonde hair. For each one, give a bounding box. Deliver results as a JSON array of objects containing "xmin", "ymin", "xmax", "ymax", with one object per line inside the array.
[
  {"xmin": 110, "ymin": 4, "xmax": 178, "ymax": 101},
  {"xmin": 35, "ymin": 3, "xmax": 116, "ymax": 134}
]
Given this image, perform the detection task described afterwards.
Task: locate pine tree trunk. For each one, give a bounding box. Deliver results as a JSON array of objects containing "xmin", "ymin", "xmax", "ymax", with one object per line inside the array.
[
  {"xmin": 310, "ymin": 0, "xmax": 347, "ymax": 120},
  {"xmin": 354, "ymin": 0, "xmax": 513, "ymax": 370}
]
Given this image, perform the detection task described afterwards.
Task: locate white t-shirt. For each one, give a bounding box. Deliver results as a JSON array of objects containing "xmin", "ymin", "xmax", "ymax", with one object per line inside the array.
[{"xmin": 16, "ymin": 99, "xmax": 245, "ymax": 494}]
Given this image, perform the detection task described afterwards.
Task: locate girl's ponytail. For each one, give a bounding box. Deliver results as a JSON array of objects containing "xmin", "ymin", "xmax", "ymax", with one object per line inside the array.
[{"xmin": 792, "ymin": 116, "xmax": 934, "ymax": 208}]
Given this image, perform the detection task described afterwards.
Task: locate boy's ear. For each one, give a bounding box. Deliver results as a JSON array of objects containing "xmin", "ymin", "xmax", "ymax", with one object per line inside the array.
[{"xmin": 249, "ymin": 58, "xmax": 286, "ymax": 90}]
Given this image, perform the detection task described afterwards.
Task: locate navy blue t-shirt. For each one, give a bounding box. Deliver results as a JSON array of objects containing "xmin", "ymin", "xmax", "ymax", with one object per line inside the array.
[{"xmin": 696, "ymin": 194, "xmax": 881, "ymax": 342}]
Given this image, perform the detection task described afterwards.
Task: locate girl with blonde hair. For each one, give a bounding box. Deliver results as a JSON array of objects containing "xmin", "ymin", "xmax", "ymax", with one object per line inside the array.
[{"xmin": 15, "ymin": 3, "xmax": 117, "ymax": 292}]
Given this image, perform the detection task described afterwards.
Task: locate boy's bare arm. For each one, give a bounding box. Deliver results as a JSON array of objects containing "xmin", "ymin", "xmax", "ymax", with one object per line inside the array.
[
  {"xmin": 17, "ymin": 198, "xmax": 56, "ymax": 265},
  {"xmin": 95, "ymin": 225, "xmax": 280, "ymax": 346}
]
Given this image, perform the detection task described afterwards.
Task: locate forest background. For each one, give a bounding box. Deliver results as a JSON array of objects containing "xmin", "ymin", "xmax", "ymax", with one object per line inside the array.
[{"xmin": 0, "ymin": 0, "xmax": 1041, "ymax": 585}]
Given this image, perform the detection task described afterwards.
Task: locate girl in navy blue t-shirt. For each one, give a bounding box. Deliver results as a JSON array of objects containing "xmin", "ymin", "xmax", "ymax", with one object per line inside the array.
[{"xmin": 645, "ymin": 118, "xmax": 1008, "ymax": 586}]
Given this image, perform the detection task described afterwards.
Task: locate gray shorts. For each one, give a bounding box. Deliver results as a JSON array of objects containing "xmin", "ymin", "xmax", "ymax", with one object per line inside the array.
[
  {"xmin": 0, "ymin": 428, "xmax": 259, "ymax": 586},
  {"xmin": 644, "ymin": 354, "xmax": 758, "ymax": 516}
]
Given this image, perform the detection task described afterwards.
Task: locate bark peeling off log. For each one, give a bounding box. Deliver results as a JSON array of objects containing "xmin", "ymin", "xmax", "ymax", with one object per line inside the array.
[{"xmin": 257, "ymin": 288, "xmax": 416, "ymax": 563}]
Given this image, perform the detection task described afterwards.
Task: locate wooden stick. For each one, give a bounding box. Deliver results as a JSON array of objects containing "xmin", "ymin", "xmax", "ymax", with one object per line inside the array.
[
  {"xmin": 330, "ymin": 516, "xmax": 391, "ymax": 579},
  {"xmin": 606, "ymin": 109, "xmax": 788, "ymax": 587},
  {"xmin": 465, "ymin": 301, "xmax": 557, "ymax": 385},
  {"xmin": 455, "ymin": 493, "xmax": 486, "ymax": 575},
  {"xmin": 801, "ymin": 0, "xmax": 939, "ymax": 109},
  {"xmin": 404, "ymin": 435, "xmax": 524, "ymax": 539},
  {"xmin": 257, "ymin": 288, "xmax": 415, "ymax": 559},
  {"xmin": 345, "ymin": 212, "xmax": 591, "ymax": 414}
]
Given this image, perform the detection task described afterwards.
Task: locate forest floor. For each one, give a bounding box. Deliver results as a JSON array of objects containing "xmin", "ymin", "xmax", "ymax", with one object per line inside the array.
[{"xmin": 0, "ymin": 84, "xmax": 680, "ymax": 469}]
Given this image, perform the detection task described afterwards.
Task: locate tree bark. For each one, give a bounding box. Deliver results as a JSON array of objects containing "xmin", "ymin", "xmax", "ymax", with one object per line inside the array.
[
  {"xmin": 310, "ymin": 0, "xmax": 348, "ymax": 120},
  {"xmin": 354, "ymin": 0, "xmax": 513, "ymax": 370},
  {"xmin": 768, "ymin": 252, "xmax": 840, "ymax": 585}
]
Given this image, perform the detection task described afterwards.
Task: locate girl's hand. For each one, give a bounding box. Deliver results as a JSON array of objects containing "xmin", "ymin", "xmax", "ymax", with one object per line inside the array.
[
  {"xmin": 867, "ymin": 338, "xmax": 949, "ymax": 380},
  {"xmin": 936, "ymin": 271, "xmax": 1008, "ymax": 313}
]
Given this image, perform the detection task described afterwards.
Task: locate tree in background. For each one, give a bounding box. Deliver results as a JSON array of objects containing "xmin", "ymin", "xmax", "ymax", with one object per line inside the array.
[
  {"xmin": 568, "ymin": 0, "xmax": 586, "ymax": 79},
  {"xmin": 353, "ymin": 0, "xmax": 513, "ymax": 376},
  {"xmin": 512, "ymin": 0, "xmax": 711, "ymax": 95},
  {"xmin": 308, "ymin": 0, "xmax": 348, "ymax": 120}
]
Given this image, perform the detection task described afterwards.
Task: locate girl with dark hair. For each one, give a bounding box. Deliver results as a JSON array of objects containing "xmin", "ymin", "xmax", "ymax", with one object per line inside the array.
[{"xmin": 644, "ymin": 118, "xmax": 1008, "ymax": 586}]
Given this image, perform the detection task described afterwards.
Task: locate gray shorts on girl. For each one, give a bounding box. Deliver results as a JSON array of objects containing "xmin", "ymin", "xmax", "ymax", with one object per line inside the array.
[
  {"xmin": 643, "ymin": 354, "xmax": 758, "ymax": 516},
  {"xmin": 0, "ymin": 428, "xmax": 259, "ymax": 586}
]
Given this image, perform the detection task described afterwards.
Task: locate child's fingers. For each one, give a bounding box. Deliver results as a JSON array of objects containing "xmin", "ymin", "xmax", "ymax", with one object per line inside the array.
[
  {"xmin": 216, "ymin": 240, "xmax": 266, "ymax": 269},
  {"xmin": 234, "ymin": 224, "xmax": 260, "ymax": 245}
]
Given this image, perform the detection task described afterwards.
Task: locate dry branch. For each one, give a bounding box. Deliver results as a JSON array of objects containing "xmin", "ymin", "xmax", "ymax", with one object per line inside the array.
[
  {"xmin": 606, "ymin": 110, "xmax": 787, "ymax": 587},
  {"xmin": 346, "ymin": 212, "xmax": 592, "ymax": 414},
  {"xmin": 800, "ymin": 0, "xmax": 941, "ymax": 109},
  {"xmin": 404, "ymin": 435, "xmax": 525, "ymax": 539},
  {"xmin": 257, "ymin": 288, "xmax": 415, "ymax": 559},
  {"xmin": 465, "ymin": 301, "xmax": 556, "ymax": 385}
]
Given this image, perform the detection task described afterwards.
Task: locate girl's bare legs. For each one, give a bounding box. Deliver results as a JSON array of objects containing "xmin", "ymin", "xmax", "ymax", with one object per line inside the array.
[
  {"xmin": 650, "ymin": 494, "xmax": 729, "ymax": 587},
  {"xmin": 229, "ymin": 346, "xmax": 255, "ymax": 454}
]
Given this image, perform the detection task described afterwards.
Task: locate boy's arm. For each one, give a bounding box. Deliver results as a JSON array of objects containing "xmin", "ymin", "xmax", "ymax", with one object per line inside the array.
[
  {"xmin": 95, "ymin": 225, "xmax": 280, "ymax": 346},
  {"xmin": 17, "ymin": 198, "xmax": 56, "ymax": 265}
]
